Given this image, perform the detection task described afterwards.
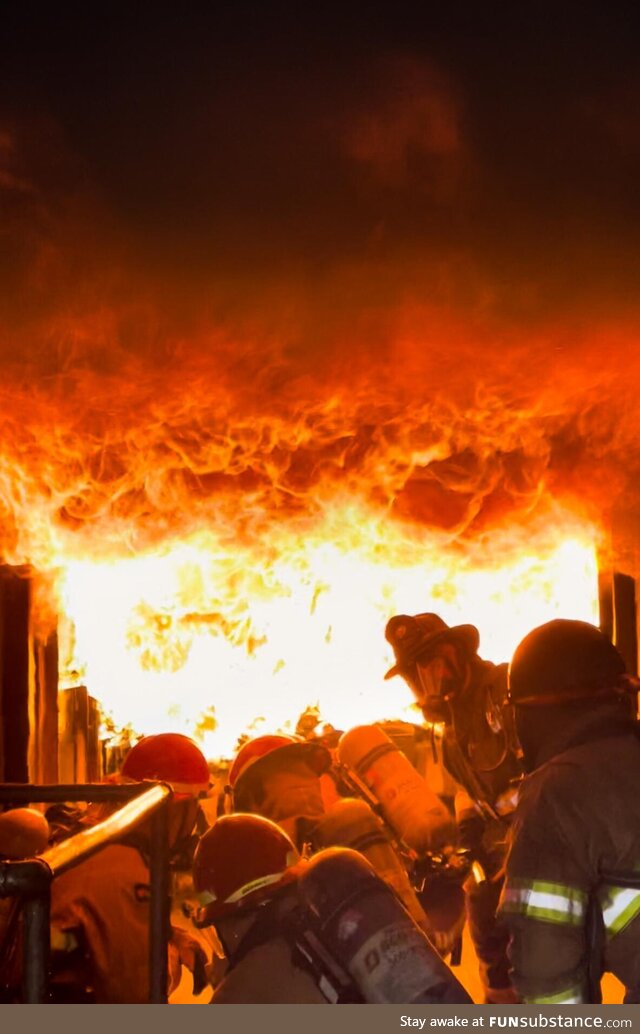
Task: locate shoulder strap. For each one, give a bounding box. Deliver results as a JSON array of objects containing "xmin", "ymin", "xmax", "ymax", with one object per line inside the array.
[
  {"xmin": 226, "ymin": 898, "xmax": 284, "ymax": 970},
  {"xmin": 281, "ymin": 905, "xmax": 362, "ymax": 1003}
]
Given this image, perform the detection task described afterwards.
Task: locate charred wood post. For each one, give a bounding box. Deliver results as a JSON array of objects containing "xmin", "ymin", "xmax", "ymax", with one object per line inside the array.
[
  {"xmin": 598, "ymin": 570, "xmax": 638, "ymax": 677},
  {"xmin": 31, "ymin": 633, "xmax": 59, "ymax": 784},
  {"xmin": 0, "ymin": 567, "xmax": 59, "ymax": 785},
  {"xmin": 58, "ymin": 685, "xmax": 101, "ymax": 783},
  {"xmin": 0, "ymin": 569, "xmax": 31, "ymax": 783}
]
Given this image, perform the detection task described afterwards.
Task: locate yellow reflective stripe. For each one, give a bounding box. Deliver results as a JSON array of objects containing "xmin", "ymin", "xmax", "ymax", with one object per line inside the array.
[
  {"xmin": 526, "ymin": 985, "xmax": 585, "ymax": 1005},
  {"xmin": 501, "ymin": 879, "xmax": 587, "ymax": 925},
  {"xmin": 50, "ymin": 927, "xmax": 79, "ymax": 953},
  {"xmin": 599, "ymin": 884, "xmax": 640, "ymax": 937}
]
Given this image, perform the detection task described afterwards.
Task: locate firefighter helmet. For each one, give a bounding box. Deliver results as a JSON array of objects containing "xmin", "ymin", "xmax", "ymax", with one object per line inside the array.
[
  {"xmin": 229, "ymin": 734, "xmax": 331, "ymax": 806},
  {"xmin": 384, "ymin": 613, "xmax": 480, "ymax": 680},
  {"xmin": 0, "ymin": 808, "xmax": 50, "ymax": 859},
  {"xmin": 508, "ymin": 619, "xmax": 627, "ymax": 707},
  {"xmin": 121, "ymin": 733, "xmax": 210, "ymax": 795},
  {"xmin": 193, "ymin": 813, "xmax": 302, "ymax": 923}
]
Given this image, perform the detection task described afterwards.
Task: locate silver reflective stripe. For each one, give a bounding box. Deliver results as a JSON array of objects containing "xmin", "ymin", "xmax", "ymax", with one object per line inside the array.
[
  {"xmin": 501, "ymin": 880, "xmax": 587, "ymax": 925},
  {"xmin": 599, "ymin": 884, "xmax": 640, "ymax": 937},
  {"xmin": 226, "ymin": 871, "xmax": 285, "ymax": 903}
]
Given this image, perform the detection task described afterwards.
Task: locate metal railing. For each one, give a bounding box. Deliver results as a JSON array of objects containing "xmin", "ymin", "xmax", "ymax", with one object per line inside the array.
[{"xmin": 0, "ymin": 781, "xmax": 173, "ymax": 1003}]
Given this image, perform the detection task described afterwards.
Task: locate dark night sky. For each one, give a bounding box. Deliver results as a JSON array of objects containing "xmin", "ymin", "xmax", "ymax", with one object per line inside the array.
[
  {"xmin": 2, "ymin": 3, "xmax": 640, "ymax": 318},
  {"xmin": 1, "ymin": 3, "xmax": 640, "ymax": 567}
]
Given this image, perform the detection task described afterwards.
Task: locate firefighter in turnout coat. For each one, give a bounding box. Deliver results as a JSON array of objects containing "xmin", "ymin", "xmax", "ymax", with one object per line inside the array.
[
  {"xmin": 193, "ymin": 814, "xmax": 472, "ymax": 1005},
  {"xmin": 228, "ymin": 733, "xmax": 436, "ymax": 933},
  {"xmin": 193, "ymin": 814, "xmax": 328, "ymax": 1003},
  {"xmin": 500, "ymin": 619, "xmax": 640, "ymax": 1003},
  {"xmin": 49, "ymin": 733, "xmax": 210, "ymax": 1002},
  {"xmin": 385, "ymin": 612, "xmax": 523, "ymax": 1003}
]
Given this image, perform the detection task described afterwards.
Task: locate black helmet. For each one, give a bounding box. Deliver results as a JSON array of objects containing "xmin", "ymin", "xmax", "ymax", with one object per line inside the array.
[
  {"xmin": 508, "ymin": 619, "xmax": 626, "ymax": 707},
  {"xmin": 384, "ymin": 612, "xmax": 480, "ymax": 679}
]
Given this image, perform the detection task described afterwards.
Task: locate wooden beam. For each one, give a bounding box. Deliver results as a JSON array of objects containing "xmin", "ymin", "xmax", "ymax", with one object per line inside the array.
[
  {"xmin": 0, "ymin": 568, "xmax": 31, "ymax": 782},
  {"xmin": 29, "ymin": 633, "xmax": 59, "ymax": 784},
  {"xmin": 599, "ymin": 570, "xmax": 638, "ymax": 676}
]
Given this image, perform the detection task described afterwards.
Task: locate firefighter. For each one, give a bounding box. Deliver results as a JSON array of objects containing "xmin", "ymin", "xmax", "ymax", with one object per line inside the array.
[
  {"xmin": 500, "ymin": 619, "xmax": 640, "ymax": 1004},
  {"xmin": 193, "ymin": 813, "xmax": 472, "ymax": 1004},
  {"xmin": 228, "ymin": 733, "xmax": 437, "ymax": 933},
  {"xmin": 49, "ymin": 732, "xmax": 210, "ymax": 1002},
  {"xmin": 385, "ymin": 611, "xmax": 523, "ymax": 1003},
  {"xmin": 193, "ymin": 813, "xmax": 326, "ymax": 1003},
  {"xmin": 229, "ymin": 734, "xmax": 335, "ymax": 846}
]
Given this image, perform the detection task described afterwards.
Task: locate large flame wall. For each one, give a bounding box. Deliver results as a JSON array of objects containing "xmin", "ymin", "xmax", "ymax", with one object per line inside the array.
[{"xmin": 58, "ymin": 515, "xmax": 598, "ymax": 757}]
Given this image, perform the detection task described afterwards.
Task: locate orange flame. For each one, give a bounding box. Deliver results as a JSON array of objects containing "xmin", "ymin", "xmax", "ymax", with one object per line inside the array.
[
  {"xmin": 0, "ymin": 305, "xmax": 622, "ymax": 760},
  {"xmin": 1, "ymin": 127, "xmax": 628, "ymax": 759}
]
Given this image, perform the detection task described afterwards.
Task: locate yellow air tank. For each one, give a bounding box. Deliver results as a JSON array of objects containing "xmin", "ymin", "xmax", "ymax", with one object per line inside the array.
[
  {"xmin": 338, "ymin": 724, "xmax": 454, "ymax": 854},
  {"xmin": 313, "ymin": 797, "xmax": 428, "ymax": 928}
]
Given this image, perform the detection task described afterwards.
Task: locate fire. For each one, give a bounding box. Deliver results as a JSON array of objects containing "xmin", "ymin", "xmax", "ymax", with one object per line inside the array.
[
  {"xmin": 0, "ymin": 295, "xmax": 618, "ymax": 764},
  {"xmin": 1, "ymin": 120, "xmax": 628, "ymax": 764},
  {"xmin": 57, "ymin": 501, "xmax": 599, "ymax": 758}
]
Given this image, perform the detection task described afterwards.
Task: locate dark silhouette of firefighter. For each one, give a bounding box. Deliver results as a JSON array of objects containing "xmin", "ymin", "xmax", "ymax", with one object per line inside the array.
[
  {"xmin": 385, "ymin": 611, "xmax": 523, "ymax": 1003},
  {"xmin": 501, "ymin": 619, "xmax": 640, "ymax": 1004},
  {"xmin": 192, "ymin": 813, "xmax": 472, "ymax": 1003}
]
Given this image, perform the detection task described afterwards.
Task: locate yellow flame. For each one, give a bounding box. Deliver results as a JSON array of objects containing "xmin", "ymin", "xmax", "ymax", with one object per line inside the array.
[{"xmin": 56, "ymin": 501, "xmax": 600, "ymax": 758}]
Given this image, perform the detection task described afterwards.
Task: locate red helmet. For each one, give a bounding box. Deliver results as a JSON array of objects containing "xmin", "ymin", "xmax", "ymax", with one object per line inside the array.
[
  {"xmin": 193, "ymin": 813, "xmax": 302, "ymax": 923},
  {"xmin": 229, "ymin": 734, "xmax": 331, "ymax": 806},
  {"xmin": 121, "ymin": 733, "xmax": 210, "ymax": 796}
]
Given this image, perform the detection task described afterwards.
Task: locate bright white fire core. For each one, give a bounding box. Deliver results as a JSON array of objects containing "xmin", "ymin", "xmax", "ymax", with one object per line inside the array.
[{"xmin": 57, "ymin": 508, "xmax": 600, "ymax": 759}]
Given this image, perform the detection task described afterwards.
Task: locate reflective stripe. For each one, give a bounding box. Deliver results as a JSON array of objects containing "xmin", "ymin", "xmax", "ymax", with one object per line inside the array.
[
  {"xmin": 50, "ymin": 927, "xmax": 79, "ymax": 953},
  {"xmin": 226, "ymin": 872, "xmax": 285, "ymax": 903},
  {"xmin": 599, "ymin": 884, "xmax": 640, "ymax": 937},
  {"xmin": 501, "ymin": 879, "xmax": 587, "ymax": 925},
  {"xmin": 526, "ymin": 986, "xmax": 585, "ymax": 1005},
  {"xmin": 197, "ymin": 871, "xmax": 285, "ymax": 906}
]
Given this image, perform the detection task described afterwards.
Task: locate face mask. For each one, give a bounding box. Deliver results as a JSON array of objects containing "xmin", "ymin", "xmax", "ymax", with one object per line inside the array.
[
  {"xmin": 408, "ymin": 644, "xmax": 468, "ymax": 723},
  {"xmin": 258, "ymin": 763, "xmax": 326, "ymax": 826}
]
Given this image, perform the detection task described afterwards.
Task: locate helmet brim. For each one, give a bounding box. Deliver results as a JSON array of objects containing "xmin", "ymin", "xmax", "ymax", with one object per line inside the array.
[
  {"xmin": 194, "ymin": 859, "xmax": 305, "ymax": 924},
  {"xmin": 384, "ymin": 623, "xmax": 480, "ymax": 679},
  {"xmin": 233, "ymin": 741, "xmax": 332, "ymax": 801}
]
